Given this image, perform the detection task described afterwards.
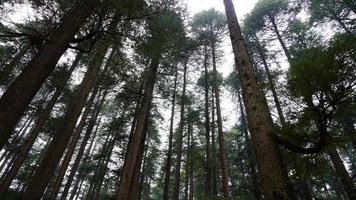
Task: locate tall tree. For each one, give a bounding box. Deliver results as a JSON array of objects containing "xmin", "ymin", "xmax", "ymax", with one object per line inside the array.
[
  {"xmin": 173, "ymin": 57, "xmax": 189, "ymax": 200},
  {"xmin": 0, "ymin": 0, "xmax": 98, "ymax": 149},
  {"xmin": 223, "ymin": 0, "xmax": 293, "ymax": 199}
]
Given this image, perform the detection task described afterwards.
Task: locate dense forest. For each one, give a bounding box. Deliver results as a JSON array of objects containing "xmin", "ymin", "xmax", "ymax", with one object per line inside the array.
[{"xmin": 0, "ymin": 0, "xmax": 355, "ymax": 199}]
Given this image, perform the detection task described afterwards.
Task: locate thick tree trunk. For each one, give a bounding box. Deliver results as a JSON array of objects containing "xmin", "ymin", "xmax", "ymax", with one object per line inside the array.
[
  {"xmin": 237, "ymin": 90, "xmax": 262, "ymax": 200},
  {"xmin": 223, "ymin": 0, "xmax": 292, "ymax": 199},
  {"xmin": 173, "ymin": 58, "xmax": 188, "ymax": 200},
  {"xmin": 0, "ymin": 54, "xmax": 81, "ymax": 198},
  {"xmin": 203, "ymin": 45, "xmax": 212, "ymax": 197},
  {"xmin": 22, "ymin": 43, "xmax": 109, "ymax": 200},
  {"xmin": 328, "ymin": 147, "xmax": 356, "ymax": 200},
  {"xmin": 117, "ymin": 55, "xmax": 160, "ymax": 200},
  {"xmin": 211, "ymin": 43, "xmax": 229, "ymax": 198},
  {"xmin": 0, "ymin": 0, "xmax": 96, "ymax": 149},
  {"xmin": 163, "ymin": 68, "xmax": 178, "ymax": 200}
]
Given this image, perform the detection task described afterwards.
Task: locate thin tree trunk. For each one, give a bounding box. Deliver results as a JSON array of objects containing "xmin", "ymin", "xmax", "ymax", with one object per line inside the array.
[
  {"xmin": 0, "ymin": 45, "xmax": 30, "ymax": 85},
  {"xmin": 163, "ymin": 67, "xmax": 178, "ymax": 200},
  {"xmin": 268, "ymin": 14, "xmax": 292, "ymax": 62},
  {"xmin": 48, "ymin": 88, "xmax": 106, "ymax": 199},
  {"xmin": 0, "ymin": 54, "xmax": 81, "ymax": 197},
  {"xmin": 203, "ymin": 45, "xmax": 212, "ymax": 197},
  {"xmin": 138, "ymin": 146, "xmax": 149, "ymax": 200},
  {"xmin": 91, "ymin": 133, "xmax": 117, "ymax": 200},
  {"xmin": 237, "ymin": 90, "xmax": 262, "ymax": 200},
  {"xmin": 223, "ymin": 0, "xmax": 292, "ymax": 199},
  {"xmin": 0, "ymin": 0, "xmax": 96, "ymax": 149},
  {"xmin": 184, "ymin": 126, "xmax": 191, "ymax": 200},
  {"xmin": 211, "ymin": 43, "xmax": 230, "ymax": 198},
  {"xmin": 211, "ymin": 90, "xmax": 218, "ymax": 196},
  {"xmin": 69, "ymin": 175, "xmax": 82, "ymax": 200},
  {"xmin": 255, "ymin": 37, "xmax": 286, "ymax": 127},
  {"xmin": 173, "ymin": 58, "xmax": 188, "ymax": 200},
  {"xmin": 188, "ymin": 119, "xmax": 194, "ymax": 200},
  {"xmin": 328, "ymin": 147, "xmax": 356, "ymax": 200},
  {"xmin": 117, "ymin": 54, "xmax": 160, "ymax": 200},
  {"xmin": 22, "ymin": 44, "xmax": 110, "ymax": 200},
  {"xmin": 59, "ymin": 92, "xmax": 108, "ymax": 200}
]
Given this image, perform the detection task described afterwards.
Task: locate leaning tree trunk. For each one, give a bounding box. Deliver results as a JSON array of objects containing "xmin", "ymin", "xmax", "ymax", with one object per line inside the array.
[
  {"xmin": 268, "ymin": 14, "xmax": 292, "ymax": 62},
  {"xmin": 163, "ymin": 68, "xmax": 178, "ymax": 200},
  {"xmin": 48, "ymin": 88, "xmax": 106, "ymax": 199},
  {"xmin": 0, "ymin": 0, "xmax": 96, "ymax": 149},
  {"xmin": 173, "ymin": 58, "xmax": 188, "ymax": 200},
  {"xmin": 211, "ymin": 43, "xmax": 229, "ymax": 198},
  {"xmin": 0, "ymin": 54, "xmax": 81, "ymax": 198},
  {"xmin": 237, "ymin": 90, "xmax": 262, "ymax": 200},
  {"xmin": 203, "ymin": 45, "xmax": 212, "ymax": 197},
  {"xmin": 255, "ymin": 37, "xmax": 286, "ymax": 127},
  {"xmin": 328, "ymin": 146, "xmax": 356, "ymax": 200},
  {"xmin": 117, "ymin": 54, "xmax": 160, "ymax": 200},
  {"xmin": 223, "ymin": 0, "xmax": 293, "ymax": 199},
  {"xmin": 22, "ymin": 43, "xmax": 110, "ymax": 200},
  {"xmin": 0, "ymin": 45, "xmax": 29, "ymax": 85}
]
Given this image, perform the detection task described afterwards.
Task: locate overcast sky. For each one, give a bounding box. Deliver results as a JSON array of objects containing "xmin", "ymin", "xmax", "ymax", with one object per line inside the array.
[{"xmin": 184, "ymin": 0, "xmax": 258, "ymax": 130}]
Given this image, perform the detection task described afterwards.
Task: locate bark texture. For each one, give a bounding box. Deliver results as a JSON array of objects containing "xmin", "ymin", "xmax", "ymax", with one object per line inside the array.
[
  {"xmin": 117, "ymin": 55, "xmax": 159, "ymax": 200},
  {"xmin": 22, "ymin": 43, "xmax": 109, "ymax": 199},
  {"xmin": 0, "ymin": 0, "xmax": 96, "ymax": 149},
  {"xmin": 223, "ymin": 0, "xmax": 292, "ymax": 199},
  {"xmin": 0, "ymin": 54, "xmax": 81, "ymax": 198}
]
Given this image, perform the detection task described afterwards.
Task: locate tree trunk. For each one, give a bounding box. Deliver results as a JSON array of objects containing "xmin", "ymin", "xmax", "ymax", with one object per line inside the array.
[
  {"xmin": 223, "ymin": 0, "xmax": 292, "ymax": 199},
  {"xmin": 255, "ymin": 37, "xmax": 286, "ymax": 127},
  {"xmin": 211, "ymin": 43, "xmax": 230, "ymax": 198},
  {"xmin": 184, "ymin": 126, "xmax": 191, "ymax": 200},
  {"xmin": 237, "ymin": 90, "xmax": 262, "ymax": 200},
  {"xmin": 0, "ymin": 45, "xmax": 30, "ymax": 85},
  {"xmin": 211, "ymin": 90, "xmax": 218, "ymax": 196},
  {"xmin": 117, "ymin": 55, "xmax": 160, "ymax": 200},
  {"xmin": 268, "ymin": 14, "xmax": 292, "ymax": 62},
  {"xmin": 328, "ymin": 147, "xmax": 356, "ymax": 200},
  {"xmin": 22, "ymin": 43, "xmax": 109, "ymax": 200},
  {"xmin": 91, "ymin": 132, "xmax": 118, "ymax": 200},
  {"xmin": 138, "ymin": 145, "xmax": 149, "ymax": 200},
  {"xmin": 173, "ymin": 58, "xmax": 188, "ymax": 200},
  {"xmin": 0, "ymin": 54, "xmax": 81, "ymax": 198},
  {"xmin": 203, "ymin": 45, "xmax": 212, "ymax": 197},
  {"xmin": 48, "ymin": 88, "xmax": 106, "ymax": 199},
  {"xmin": 163, "ymin": 67, "xmax": 178, "ymax": 200},
  {"xmin": 188, "ymin": 120, "xmax": 194, "ymax": 200},
  {"xmin": 0, "ymin": 0, "xmax": 96, "ymax": 149}
]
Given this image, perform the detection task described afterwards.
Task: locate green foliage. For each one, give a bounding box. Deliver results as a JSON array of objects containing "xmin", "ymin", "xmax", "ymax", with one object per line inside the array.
[
  {"xmin": 288, "ymin": 33, "xmax": 356, "ymax": 108},
  {"xmin": 191, "ymin": 8, "xmax": 227, "ymax": 44}
]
